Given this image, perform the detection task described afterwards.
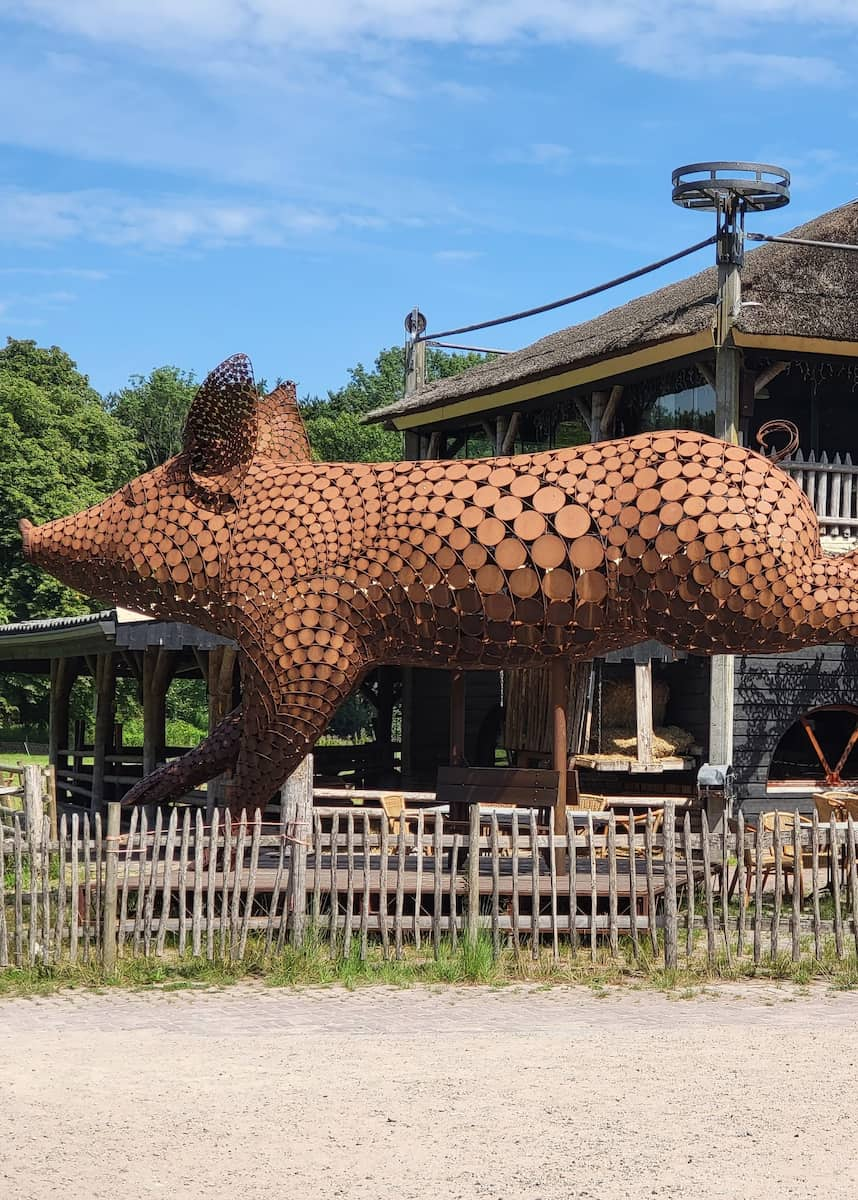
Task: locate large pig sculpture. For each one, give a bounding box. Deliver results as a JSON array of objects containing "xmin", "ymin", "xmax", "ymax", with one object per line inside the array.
[{"xmin": 19, "ymin": 354, "xmax": 858, "ymax": 811}]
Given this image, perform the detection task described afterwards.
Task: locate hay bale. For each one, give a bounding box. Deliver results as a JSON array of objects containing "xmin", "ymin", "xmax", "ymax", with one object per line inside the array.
[
  {"xmin": 601, "ymin": 678, "xmax": 669, "ymax": 728},
  {"xmin": 602, "ymin": 725, "xmax": 694, "ymax": 761}
]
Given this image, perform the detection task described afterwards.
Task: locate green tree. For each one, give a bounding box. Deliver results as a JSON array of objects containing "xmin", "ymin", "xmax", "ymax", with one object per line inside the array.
[
  {"xmin": 302, "ymin": 344, "xmax": 487, "ymax": 463},
  {"xmin": 0, "ymin": 339, "xmax": 140, "ymax": 624},
  {"xmin": 106, "ymin": 365, "xmax": 198, "ymax": 470}
]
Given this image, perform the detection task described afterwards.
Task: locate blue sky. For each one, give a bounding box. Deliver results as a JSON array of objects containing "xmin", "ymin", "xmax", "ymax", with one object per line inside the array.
[{"xmin": 0, "ymin": 1, "xmax": 856, "ymax": 400}]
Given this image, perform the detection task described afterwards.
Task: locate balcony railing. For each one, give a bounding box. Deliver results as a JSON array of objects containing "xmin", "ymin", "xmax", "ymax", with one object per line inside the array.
[{"xmin": 780, "ymin": 450, "xmax": 858, "ymax": 539}]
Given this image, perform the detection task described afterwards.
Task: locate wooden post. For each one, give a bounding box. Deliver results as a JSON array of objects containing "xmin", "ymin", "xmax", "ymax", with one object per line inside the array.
[
  {"xmin": 44, "ymin": 765, "xmax": 58, "ymax": 842},
  {"xmin": 91, "ymin": 653, "xmax": 116, "ymax": 814},
  {"xmin": 22, "ymin": 763, "xmax": 43, "ymax": 845},
  {"xmin": 282, "ymin": 754, "xmax": 313, "ymax": 947},
  {"xmin": 206, "ymin": 645, "xmax": 237, "ymax": 816},
  {"xmin": 467, "ymin": 801, "xmax": 480, "ymax": 944},
  {"xmin": 550, "ymin": 659, "xmax": 569, "ymax": 834},
  {"xmin": 634, "ymin": 660, "xmax": 654, "ymax": 766},
  {"xmin": 709, "ymin": 223, "xmax": 742, "ymax": 770},
  {"xmin": 449, "ymin": 670, "xmax": 466, "ymax": 767},
  {"xmin": 102, "ymin": 801, "xmax": 120, "ymax": 972},
  {"xmin": 142, "ymin": 648, "xmax": 174, "ymax": 782},
  {"xmin": 48, "ymin": 657, "xmax": 75, "ymax": 803}
]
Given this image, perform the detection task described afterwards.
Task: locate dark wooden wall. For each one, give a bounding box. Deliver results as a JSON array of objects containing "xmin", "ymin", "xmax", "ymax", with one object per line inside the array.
[
  {"xmin": 662, "ymin": 657, "xmax": 711, "ymax": 755},
  {"xmin": 733, "ymin": 645, "xmax": 858, "ymax": 815},
  {"xmin": 406, "ymin": 668, "xmax": 501, "ymax": 782}
]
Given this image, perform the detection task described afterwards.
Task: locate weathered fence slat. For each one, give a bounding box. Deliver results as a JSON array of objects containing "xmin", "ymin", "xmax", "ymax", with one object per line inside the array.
[
  {"xmin": 360, "ymin": 812, "xmax": 370, "ymax": 961},
  {"xmin": 567, "ymin": 813, "xmax": 578, "ymax": 954},
  {"xmin": 644, "ymin": 809, "xmax": 657, "ymax": 955},
  {"xmin": 177, "ymin": 808, "xmax": 190, "ymax": 956},
  {"xmin": 490, "ymin": 813, "xmax": 500, "ymax": 956},
  {"xmin": 607, "ymin": 811, "xmax": 618, "ymax": 959},
  {"xmin": 628, "ymin": 810, "xmax": 639, "ymax": 961},
  {"xmin": 219, "ymin": 812, "xmax": 232, "ymax": 960},
  {"xmin": 811, "ymin": 809, "xmax": 822, "ymax": 961},
  {"xmin": 683, "ymin": 811, "xmax": 694, "ymax": 961},
  {"xmin": 791, "ymin": 811, "xmax": 801, "ymax": 963},
  {"xmin": 701, "ymin": 810, "xmax": 715, "ymax": 963},
  {"xmin": 132, "ymin": 808, "xmax": 147, "ymax": 954},
  {"xmin": 831, "ymin": 814, "xmax": 844, "ymax": 959},
  {"xmin": 432, "ymin": 812, "xmax": 443, "ymax": 959},
  {"xmin": 379, "ymin": 816, "xmax": 390, "ymax": 959},
  {"xmin": 395, "ymin": 812, "xmax": 406, "ymax": 960},
  {"xmin": 529, "ymin": 809, "xmax": 540, "ymax": 960},
  {"xmin": 511, "ymin": 811, "xmax": 520, "ymax": 954},
  {"xmin": 328, "ymin": 812, "xmax": 339, "ymax": 956},
  {"xmin": 588, "ymin": 812, "xmax": 597, "ymax": 961},
  {"xmin": 156, "ymin": 807, "xmax": 179, "ymax": 958},
  {"xmin": 118, "ymin": 806, "xmax": 138, "ymax": 951},
  {"xmin": 229, "ymin": 811, "xmax": 247, "ymax": 960},
  {"xmin": 238, "ymin": 809, "xmax": 261, "ymax": 961},
  {"xmin": 83, "ymin": 813, "xmax": 93, "ymax": 962},
  {"xmin": 205, "ymin": 808, "xmax": 219, "ymax": 961},
  {"xmin": 663, "ymin": 801, "xmax": 677, "ymax": 969},
  {"xmin": 343, "ymin": 811, "xmax": 355, "ymax": 960},
  {"xmin": 192, "ymin": 809, "xmax": 204, "ymax": 958},
  {"xmin": 548, "ymin": 816, "xmax": 559, "ymax": 963},
  {"xmin": 753, "ymin": 818, "xmax": 763, "ymax": 966},
  {"xmin": 143, "ymin": 808, "xmax": 162, "ymax": 957},
  {"xmin": 848, "ymin": 815, "xmax": 858, "ymax": 959},
  {"xmin": 471, "ymin": 804, "xmax": 483, "ymax": 949},
  {"xmin": 68, "ymin": 812, "xmax": 78, "ymax": 966},
  {"xmin": 414, "ymin": 810, "xmax": 424, "ymax": 951},
  {"xmin": 736, "ymin": 809, "xmax": 746, "ymax": 956},
  {"xmin": 449, "ymin": 832, "xmax": 460, "ymax": 951},
  {"xmin": 0, "ymin": 820, "xmax": 7, "ymax": 967}
]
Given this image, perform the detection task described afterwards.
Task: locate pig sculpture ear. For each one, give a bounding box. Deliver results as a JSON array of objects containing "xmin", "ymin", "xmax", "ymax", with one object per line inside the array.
[{"xmin": 183, "ymin": 354, "xmax": 259, "ymax": 504}]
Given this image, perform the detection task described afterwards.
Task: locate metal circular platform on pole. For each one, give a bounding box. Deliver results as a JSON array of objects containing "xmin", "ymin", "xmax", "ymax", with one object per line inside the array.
[{"xmin": 671, "ymin": 162, "xmax": 790, "ymax": 213}]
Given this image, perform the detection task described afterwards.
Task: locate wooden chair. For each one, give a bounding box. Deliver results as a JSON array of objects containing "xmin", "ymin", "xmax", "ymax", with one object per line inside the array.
[{"xmin": 743, "ymin": 811, "xmax": 812, "ymax": 901}]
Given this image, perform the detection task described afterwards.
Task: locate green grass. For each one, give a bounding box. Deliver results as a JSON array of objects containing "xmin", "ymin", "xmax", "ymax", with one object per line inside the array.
[
  {"xmin": 2, "ymin": 928, "xmax": 858, "ymax": 999},
  {"xmin": 0, "ymin": 752, "xmax": 48, "ymax": 769}
]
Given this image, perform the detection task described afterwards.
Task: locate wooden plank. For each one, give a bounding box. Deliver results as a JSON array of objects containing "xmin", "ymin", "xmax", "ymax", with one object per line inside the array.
[
  {"xmin": 192, "ymin": 809, "xmax": 204, "ymax": 957},
  {"xmin": 588, "ymin": 812, "xmax": 597, "ymax": 962},
  {"xmin": 312, "ymin": 810, "xmax": 323, "ymax": 935},
  {"xmin": 206, "ymin": 808, "xmax": 219, "ymax": 961},
  {"xmin": 395, "ymin": 813, "xmax": 406, "ymax": 959},
  {"xmin": 607, "ymin": 811, "xmax": 618, "ymax": 958},
  {"xmin": 811, "ymin": 809, "xmax": 822, "ymax": 961},
  {"xmin": 269, "ymin": 818, "xmax": 287, "ymax": 954},
  {"xmin": 831, "ymin": 813, "xmax": 844, "ymax": 959},
  {"xmin": 102, "ymin": 803, "xmax": 121, "ymax": 972},
  {"xmin": 849, "ymin": 814, "xmax": 858, "ymax": 959},
  {"xmin": 27, "ymin": 806, "xmax": 39, "ymax": 965},
  {"xmin": 753, "ymin": 817, "xmax": 763, "ymax": 966},
  {"xmin": 360, "ymin": 812, "xmax": 370, "ymax": 961},
  {"xmin": 701, "ymin": 809, "xmax": 715, "ymax": 963},
  {"xmin": 663, "ymin": 801, "xmax": 677, "ymax": 969},
  {"xmin": 239, "ymin": 810, "xmax": 261, "ymax": 961},
  {"xmin": 548, "ymin": 823, "xmax": 559, "ymax": 963},
  {"xmin": 433, "ymin": 813, "xmax": 443, "ymax": 959},
  {"xmin": 177, "ymin": 808, "xmax": 190, "ymax": 956},
  {"xmin": 40, "ymin": 815, "xmax": 51, "ymax": 963},
  {"xmin": 770, "ymin": 813, "xmax": 783, "ymax": 960},
  {"xmin": 118, "ymin": 806, "xmax": 138, "ymax": 954},
  {"xmin": 634, "ymin": 661, "xmax": 654, "ymax": 765},
  {"xmin": 791, "ymin": 812, "xmax": 801, "ymax": 963},
  {"xmin": 14, "ymin": 816, "xmax": 24, "ymax": 967},
  {"xmin": 54, "ymin": 814, "xmax": 66, "ymax": 963},
  {"xmin": 229, "ymin": 812, "xmax": 246, "ymax": 960},
  {"xmin": 511, "ymin": 810, "xmax": 520, "ymax": 955},
  {"xmin": 156, "ymin": 807, "xmax": 179, "ymax": 957},
  {"xmin": 645, "ymin": 809, "xmax": 657, "ymax": 955},
  {"xmin": 343, "ymin": 811, "xmax": 354, "ymax": 960},
  {"xmin": 414, "ymin": 810, "xmax": 424, "ymax": 950},
  {"xmin": 449, "ymin": 832, "xmax": 460, "ymax": 950},
  {"xmin": 83, "ymin": 813, "xmax": 93, "ymax": 963},
  {"xmin": 469, "ymin": 803, "xmax": 482, "ymax": 947},
  {"xmin": 379, "ymin": 816, "xmax": 390, "ymax": 959},
  {"xmin": 736, "ymin": 809, "xmax": 746, "ymax": 957},
  {"xmin": 529, "ymin": 808, "xmax": 540, "ymax": 960},
  {"xmin": 490, "ymin": 813, "xmax": 500, "ymax": 956},
  {"xmin": 0, "ymin": 819, "xmax": 10, "ymax": 966},
  {"xmin": 143, "ymin": 808, "xmax": 162, "ymax": 957},
  {"xmin": 683, "ymin": 810, "xmax": 694, "ymax": 961},
  {"xmin": 329, "ymin": 812, "xmax": 339, "ymax": 956},
  {"xmin": 567, "ymin": 812, "xmax": 578, "ymax": 955},
  {"xmin": 721, "ymin": 815, "xmax": 732, "ymax": 967},
  {"xmin": 628, "ymin": 809, "xmax": 639, "ymax": 961},
  {"xmin": 219, "ymin": 812, "xmax": 232, "ymax": 960}
]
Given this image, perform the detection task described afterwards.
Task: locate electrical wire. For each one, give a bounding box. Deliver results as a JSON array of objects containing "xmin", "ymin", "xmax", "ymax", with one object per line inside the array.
[
  {"xmin": 746, "ymin": 232, "xmax": 858, "ymax": 253},
  {"xmin": 418, "ymin": 234, "xmax": 718, "ymax": 343}
]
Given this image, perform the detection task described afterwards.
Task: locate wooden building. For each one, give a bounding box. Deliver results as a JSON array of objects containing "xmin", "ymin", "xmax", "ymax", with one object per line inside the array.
[
  {"xmin": 368, "ymin": 199, "xmax": 858, "ymax": 813},
  {"xmin": 0, "ymin": 607, "xmax": 236, "ymax": 811}
]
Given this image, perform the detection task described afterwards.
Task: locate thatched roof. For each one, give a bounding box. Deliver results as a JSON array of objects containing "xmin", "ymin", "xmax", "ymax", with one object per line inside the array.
[{"xmin": 367, "ymin": 200, "xmax": 858, "ymax": 426}]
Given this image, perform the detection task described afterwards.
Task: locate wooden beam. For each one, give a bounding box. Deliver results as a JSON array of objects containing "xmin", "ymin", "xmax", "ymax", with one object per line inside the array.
[
  {"xmin": 449, "ymin": 670, "xmax": 466, "ymax": 767},
  {"xmin": 48, "ymin": 658, "xmax": 77, "ymax": 804},
  {"xmin": 753, "ymin": 360, "xmax": 788, "ymax": 396},
  {"xmin": 207, "ymin": 645, "xmax": 237, "ymax": 815},
  {"xmin": 696, "ymin": 361, "xmax": 716, "ymax": 390},
  {"xmin": 574, "ymin": 397, "xmax": 593, "ymax": 437},
  {"xmin": 635, "ymin": 661, "xmax": 654, "ymax": 766},
  {"xmin": 91, "ymin": 653, "xmax": 116, "ymax": 814},
  {"xmin": 426, "ymin": 430, "xmax": 442, "ymax": 459},
  {"xmin": 500, "ymin": 411, "xmax": 520, "ymax": 455},
  {"xmin": 598, "ymin": 384, "xmax": 624, "ymax": 440}
]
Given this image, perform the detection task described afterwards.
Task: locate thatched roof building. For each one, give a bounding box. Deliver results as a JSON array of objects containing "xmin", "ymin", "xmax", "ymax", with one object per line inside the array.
[{"xmin": 368, "ymin": 200, "xmax": 858, "ymax": 430}]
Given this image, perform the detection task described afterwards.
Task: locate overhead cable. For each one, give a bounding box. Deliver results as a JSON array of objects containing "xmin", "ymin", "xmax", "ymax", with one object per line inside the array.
[{"xmin": 418, "ymin": 234, "xmax": 718, "ymax": 343}]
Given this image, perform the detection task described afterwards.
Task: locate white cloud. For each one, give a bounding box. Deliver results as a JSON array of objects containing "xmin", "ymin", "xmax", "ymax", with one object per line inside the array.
[
  {"xmin": 434, "ymin": 249, "xmax": 483, "ymax": 262},
  {"xmin": 0, "ymin": 266, "xmax": 108, "ymax": 279},
  {"xmin": 3, "ymin": 1, "xmax": 855, "ymax": 77},
  {"xmin": 0, "ymin": 186, "xmax": 408, "ymax": 249}
]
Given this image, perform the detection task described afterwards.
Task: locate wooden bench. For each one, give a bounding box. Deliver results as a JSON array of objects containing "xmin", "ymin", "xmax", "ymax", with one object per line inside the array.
[{"xmin": 436, "ymin": 766, "xmax": 560, "ymax": 868}]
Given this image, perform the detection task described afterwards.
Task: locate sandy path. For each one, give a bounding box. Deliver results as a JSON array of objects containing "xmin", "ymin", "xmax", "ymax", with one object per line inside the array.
[{"xmin": 1, "ymin": 983, "xmax": 857, "ymax": 1199}]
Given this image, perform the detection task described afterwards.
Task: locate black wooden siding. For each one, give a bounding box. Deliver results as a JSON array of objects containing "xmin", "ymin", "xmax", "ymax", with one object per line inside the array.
[
  {"xmin": 406, "ymin": 668, "xmax": 501, "ymax": 781},
  {"xmin": 733, "ymin": 645, "xmax": 858, "ymax": 815}
]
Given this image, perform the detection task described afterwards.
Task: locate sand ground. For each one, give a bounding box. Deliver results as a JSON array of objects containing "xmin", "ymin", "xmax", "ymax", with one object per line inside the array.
[{"xmin": 1, "ymin": 983, "xmax": 857, "ymax": 1199}]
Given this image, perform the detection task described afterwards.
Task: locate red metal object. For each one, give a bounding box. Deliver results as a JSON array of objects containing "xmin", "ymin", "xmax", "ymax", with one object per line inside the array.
[{"xmin": 19, "ymin": 354, "xmax": 858, "ymax": 813}]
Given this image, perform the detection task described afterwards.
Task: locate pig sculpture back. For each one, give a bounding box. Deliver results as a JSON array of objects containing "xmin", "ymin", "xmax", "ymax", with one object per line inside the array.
[{"xmin": 20, "ymin": 355, "xmax": 858, "ymax": 811}]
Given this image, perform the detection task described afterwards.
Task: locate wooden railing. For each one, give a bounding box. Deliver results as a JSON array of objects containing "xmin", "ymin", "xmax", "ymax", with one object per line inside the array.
[
  {"xmin": 3, "ymin": 801, "xmax": 858, "ymax": 972},
  {"xmin": 781, "ymin": 450, "xmax": 858, "ymax": 538}
]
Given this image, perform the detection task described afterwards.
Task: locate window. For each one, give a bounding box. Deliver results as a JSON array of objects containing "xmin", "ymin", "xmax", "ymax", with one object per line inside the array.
[{"xmin": 641, "ymin": 384, "xmax": 715, "ymax": 434}]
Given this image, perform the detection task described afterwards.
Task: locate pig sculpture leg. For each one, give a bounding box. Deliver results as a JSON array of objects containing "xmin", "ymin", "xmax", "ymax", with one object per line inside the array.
[{"xmin": 120, "ymin": 707, "xmax": 243, "ymax": 808}]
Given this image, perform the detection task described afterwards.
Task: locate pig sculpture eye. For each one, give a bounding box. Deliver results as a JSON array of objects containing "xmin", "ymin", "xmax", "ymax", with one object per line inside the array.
[{"xmin": 183, "ymin": 353, "xmax": 259, "ymax": 504}]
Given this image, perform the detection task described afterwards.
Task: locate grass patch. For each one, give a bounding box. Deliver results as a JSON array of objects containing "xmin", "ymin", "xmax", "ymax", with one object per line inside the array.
[{"xmin": 3, "ymin": 925, "xmax": 858, "ymax": 999}]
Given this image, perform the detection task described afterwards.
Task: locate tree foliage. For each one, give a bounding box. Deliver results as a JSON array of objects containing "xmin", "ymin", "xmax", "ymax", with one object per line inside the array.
[
  {"xmin": 301, "ymin": 344, "xmax": 486, "ymax": 463},
  {"xmin": 106, "ymin": 365, "xmax": 198, "ymax": 470},
  {"xmin": 0, "ymin": 339, "xmax": 140, "ymax": 623}
]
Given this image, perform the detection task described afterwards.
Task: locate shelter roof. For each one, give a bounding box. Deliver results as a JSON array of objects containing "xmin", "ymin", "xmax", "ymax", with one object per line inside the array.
[{"xmin": 367, "ymin": 200, "xmax": 858, "ymax": 428}]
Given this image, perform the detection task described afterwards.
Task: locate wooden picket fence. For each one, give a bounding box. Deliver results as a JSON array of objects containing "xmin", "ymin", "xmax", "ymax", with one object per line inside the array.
[
  {"xmin": 782, "ymin": 449, "xmax": 858, "ymax": 538},
  {"xmin": 3, "ymin": 801, "xmax": 858, "ymax": 971}
]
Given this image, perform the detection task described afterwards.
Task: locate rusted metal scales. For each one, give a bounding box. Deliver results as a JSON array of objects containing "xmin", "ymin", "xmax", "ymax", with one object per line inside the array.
[{"xmin": 19, "ymin": 354, "xmax": 858, "ymax": 812}]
